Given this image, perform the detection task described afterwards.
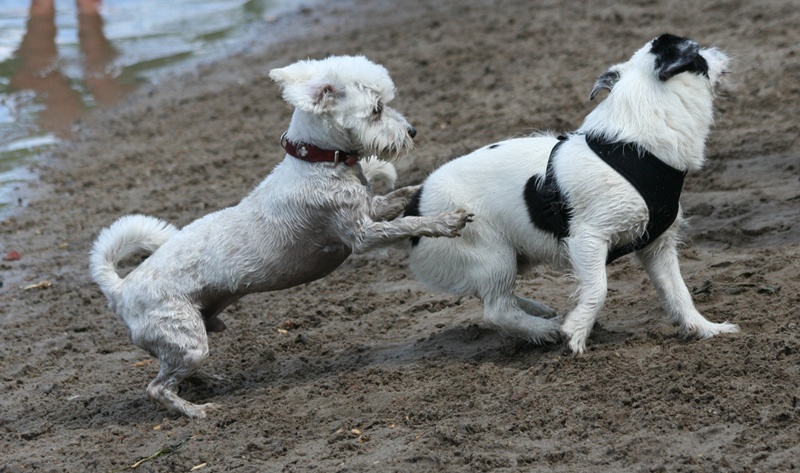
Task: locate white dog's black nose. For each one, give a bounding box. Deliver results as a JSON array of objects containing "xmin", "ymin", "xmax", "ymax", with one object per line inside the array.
[{"xmin": 408, "ymin": 127, "xmax": 417, "ymax": 139}]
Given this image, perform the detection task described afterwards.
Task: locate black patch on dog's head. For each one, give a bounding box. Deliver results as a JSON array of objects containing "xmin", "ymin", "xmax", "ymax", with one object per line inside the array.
[
  {"xmin": 403, "ymin": 186, "xmax": 424, "ymax": 246},
  {"xmin": 650, "ymin": 33, "xmax": 709, "ymax": 81},
  {"xmin": 488, "ymin": 143, "xmax": 501, "ymax": 149}
]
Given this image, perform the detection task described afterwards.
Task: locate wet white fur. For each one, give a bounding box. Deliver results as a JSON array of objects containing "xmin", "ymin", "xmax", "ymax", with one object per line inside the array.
[
  {"xmin": 408, "ymin": 37, "xmax": 739, "ymax": 353},
  {"xmin": 90, "ymin": 55, "xmax": 471, "ymax": 418}
]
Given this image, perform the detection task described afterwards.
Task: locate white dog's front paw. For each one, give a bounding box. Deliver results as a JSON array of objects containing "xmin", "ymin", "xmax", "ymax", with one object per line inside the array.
[{"xmin": 434, "ymin": 208, "xmax": 473, "ymax": 238}]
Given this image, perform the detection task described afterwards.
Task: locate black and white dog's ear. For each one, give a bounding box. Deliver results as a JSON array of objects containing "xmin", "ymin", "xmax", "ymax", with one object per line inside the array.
[
  {"xmin": 650, "ymin": 33, "xmax": 710, "ymax": 81},
  {"xmin": 589, "ymin": 69, "xmax": 620, "ymax": 101}
]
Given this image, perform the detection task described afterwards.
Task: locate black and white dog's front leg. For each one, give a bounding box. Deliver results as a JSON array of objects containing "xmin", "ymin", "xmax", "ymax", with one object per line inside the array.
[
  {"xmin": 560, "ymin": 229, "xmax": 610, "ymax": 354},
  {"xmin": 370, "ymin": 185, "xmax": 422, "ymax": 221},
  {"xmin": 635, "ymin": 233, "xmax": 740, "ymax": 339}
]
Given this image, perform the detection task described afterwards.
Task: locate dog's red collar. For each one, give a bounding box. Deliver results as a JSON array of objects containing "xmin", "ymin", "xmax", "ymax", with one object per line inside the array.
[{"xmin": 280, "ymin": 132, "xmax": 360, "ymax": 166}]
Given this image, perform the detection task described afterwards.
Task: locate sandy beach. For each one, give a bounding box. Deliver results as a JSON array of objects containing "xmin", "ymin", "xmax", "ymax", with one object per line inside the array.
[{"xmin": 2, "ymin": 0, "xmax": 799, "ymax": 471}]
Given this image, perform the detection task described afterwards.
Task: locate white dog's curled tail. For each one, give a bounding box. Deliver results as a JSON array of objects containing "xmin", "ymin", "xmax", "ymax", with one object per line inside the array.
[
  {"xmin": 360, "ymin": 156, "xmax": 397, "ymax": 190},
  {"xmin": 89, "ymin": 214, "xmax": 178, "ymax": 299}
]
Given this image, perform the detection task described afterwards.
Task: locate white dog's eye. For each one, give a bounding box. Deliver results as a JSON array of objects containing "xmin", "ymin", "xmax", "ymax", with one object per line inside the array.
[{"xmin": 373, "ymin": 103, "xmax": 383, "ymax": 117}]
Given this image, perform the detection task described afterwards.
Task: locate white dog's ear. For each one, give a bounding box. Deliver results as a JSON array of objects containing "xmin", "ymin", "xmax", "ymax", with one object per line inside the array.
[
  {"xmin": 269, "ymin": 64, "xmax": 343, "ymax": 114},
  {"xmin": 650, "ymin": 33, "xmax": 709, "ymax": 82},
  {"xmin": 589, "ymin": 69, "xmax": 620, "ymax": 101},
  {"xmin": 295, "ymin": 80, "xmax": 343, "ymax": 113}
]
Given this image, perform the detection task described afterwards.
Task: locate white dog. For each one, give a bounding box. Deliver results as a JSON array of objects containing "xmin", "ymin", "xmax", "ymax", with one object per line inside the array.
[
  {"xmin": 90, "ymin": 55, "xmax": 471, "ymax": 418},
  {"xmin": 405, "ymin": 34, "xmax": 739, "ymax": 353}
]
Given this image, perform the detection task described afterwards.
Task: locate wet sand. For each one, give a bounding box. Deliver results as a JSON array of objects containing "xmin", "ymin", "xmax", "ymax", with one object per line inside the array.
[{"xmin": 1, "ymin": 0, "xmax": 799, "ymax": 471}]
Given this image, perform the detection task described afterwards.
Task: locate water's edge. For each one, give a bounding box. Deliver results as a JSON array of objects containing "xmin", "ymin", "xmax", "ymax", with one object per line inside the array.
[{"xmin": 0, "ymin": 0, "xmax": 318, "ymax": 221}]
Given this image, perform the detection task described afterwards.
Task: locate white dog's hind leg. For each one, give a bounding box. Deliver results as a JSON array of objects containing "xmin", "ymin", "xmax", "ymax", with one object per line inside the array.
[
  {"xmin": 561, "ymin": 232, "xmax": 610, "ymax": 353},
  {"xmin": 147, "ymin": 365, "xmax": 215, "ymax": 419},
  {"xmin": 636, "ymin": 238, "xmax": 740, "ymax": 339},
  {"xmin": 140, "ymin": 304, "xmax": 214, "ymax": 418}
]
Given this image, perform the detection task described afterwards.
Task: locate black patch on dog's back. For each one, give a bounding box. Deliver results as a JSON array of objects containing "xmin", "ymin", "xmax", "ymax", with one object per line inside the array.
[
  {"xmin": 524, "ymin": 173, "xmax": 571, "ymax": 239},
  {"xmin": 404, "ymin": 186, "xmax": 424, "ymax": 246},
  {"xmin": 651, "ymin": 33, "xmax": 709, "ymax": 81},
  {"xmin": 488, "ymin": 143, "xmax": 501, "ymax": 149},
  {"xmin": 523, "ymin": 138, "xmax": 572, "ymax": 239}
]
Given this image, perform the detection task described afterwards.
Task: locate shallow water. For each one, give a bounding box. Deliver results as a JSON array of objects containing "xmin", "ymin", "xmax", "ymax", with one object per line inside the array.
[{"xmin": 0, "ymin": 0, "xmax": 298, "ymax": 219}]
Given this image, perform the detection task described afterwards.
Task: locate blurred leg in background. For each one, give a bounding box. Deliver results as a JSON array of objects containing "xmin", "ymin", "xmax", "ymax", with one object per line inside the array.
[
  {"xmin": 10, "ymin": 0, "xmax": 129, "ymax": 136},
  {"xmin": 78, "ymin": 0, "xmax": 131, "ymax": 106}
]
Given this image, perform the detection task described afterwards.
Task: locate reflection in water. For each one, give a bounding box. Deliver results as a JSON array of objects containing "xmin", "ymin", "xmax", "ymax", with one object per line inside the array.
[
  {"xmin": 0, "ymin": 0, "xmax": 299, "ymax": 218},
  {"xmin": 9, "ymin": 0, "xmax": 130, "ymax": 136}
]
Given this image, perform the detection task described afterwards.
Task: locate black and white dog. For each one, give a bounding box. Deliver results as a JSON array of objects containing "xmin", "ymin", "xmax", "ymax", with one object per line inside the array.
[{"xmin": 406, "ymin": 34, "xmax": 738, "ymax": 353}]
